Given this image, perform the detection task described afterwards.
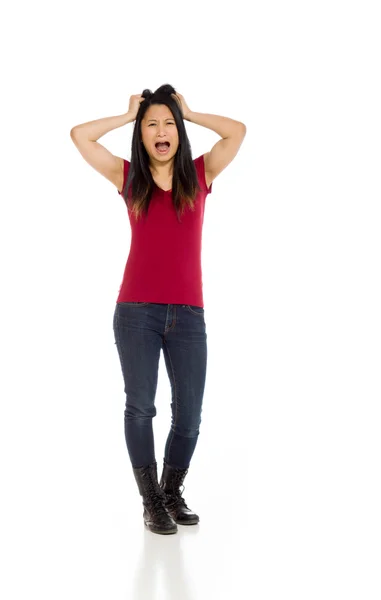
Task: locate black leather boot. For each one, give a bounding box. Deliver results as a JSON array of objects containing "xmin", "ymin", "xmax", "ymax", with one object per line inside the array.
[
  {"xmin": 159, "ymin": 460, "xmax": 199, "ymax": 525},
  {"xmin": 133, "ymin": 462, "xmax": 178, "ymax": 535}
]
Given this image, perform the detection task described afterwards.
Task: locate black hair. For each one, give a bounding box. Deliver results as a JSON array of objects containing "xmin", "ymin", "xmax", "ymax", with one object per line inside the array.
[{"xmin": 121, "ymin": 83, "xmax": 201, "ymax": 222}]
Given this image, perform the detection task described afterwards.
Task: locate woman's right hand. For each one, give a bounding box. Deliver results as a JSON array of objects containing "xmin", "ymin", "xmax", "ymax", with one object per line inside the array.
[{"xmin": 127, "ymin": 94, "xmax": 145, "ymax": 120}]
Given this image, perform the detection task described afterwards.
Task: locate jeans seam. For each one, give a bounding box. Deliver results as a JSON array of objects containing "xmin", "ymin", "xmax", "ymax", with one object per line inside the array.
[{"xmin": 163, "ymin": 340, "xmax": 178, "ymax": 459}]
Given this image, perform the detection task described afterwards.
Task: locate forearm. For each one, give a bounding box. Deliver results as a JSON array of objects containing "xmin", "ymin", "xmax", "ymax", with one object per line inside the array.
[
  {"xmin": 185, "ymin": 111, "xmax": 246, "ymax": 139},
  {"xmin": 70, "ymin": 112, "xmax": 135, "ymax": 141}
]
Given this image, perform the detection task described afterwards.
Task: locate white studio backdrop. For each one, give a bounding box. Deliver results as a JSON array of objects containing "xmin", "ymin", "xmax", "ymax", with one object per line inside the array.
[{"xmin": 1, "ymin": 0, "xmax": 380, "ymax": 598}]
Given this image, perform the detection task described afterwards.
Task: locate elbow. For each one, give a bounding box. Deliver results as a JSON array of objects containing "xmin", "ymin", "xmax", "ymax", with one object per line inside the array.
[{"xmin": 233, "ymin": 123, "xmax": 246, "ymax": 142}]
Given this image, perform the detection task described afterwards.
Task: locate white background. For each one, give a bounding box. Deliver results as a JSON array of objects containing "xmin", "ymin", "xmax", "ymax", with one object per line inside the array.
[{"xmin": 1, "ymin": 0, "xmax": 380, "ymax": 598}]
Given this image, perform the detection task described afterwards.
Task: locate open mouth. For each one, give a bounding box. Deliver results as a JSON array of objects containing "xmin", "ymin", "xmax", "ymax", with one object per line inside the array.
[{"xmin": 155, "ymin": 142, "xmax": 170, "ymax": 154}]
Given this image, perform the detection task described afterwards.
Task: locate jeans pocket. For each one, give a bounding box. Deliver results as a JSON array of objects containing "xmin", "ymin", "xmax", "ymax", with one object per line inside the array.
[{"xmin": 184, "ymin": 305, "xmax": 205, "ymax": 316}]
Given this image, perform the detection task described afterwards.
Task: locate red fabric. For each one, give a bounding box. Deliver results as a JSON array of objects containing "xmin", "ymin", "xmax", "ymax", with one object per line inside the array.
[{"xmin": 116, "ymin": 154, "xmax": 212, "ymax": 307}]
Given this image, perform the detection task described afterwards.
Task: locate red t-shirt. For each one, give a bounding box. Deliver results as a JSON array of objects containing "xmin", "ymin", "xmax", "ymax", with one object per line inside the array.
[{"xmin": 116, "ymin": 154, "xmax": 212, "ymax": 307}]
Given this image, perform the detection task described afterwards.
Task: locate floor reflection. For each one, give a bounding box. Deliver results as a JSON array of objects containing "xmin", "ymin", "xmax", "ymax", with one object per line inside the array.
[{"xmin": 130, "ymin": 524, "xmax": 200, "ymax": 599}]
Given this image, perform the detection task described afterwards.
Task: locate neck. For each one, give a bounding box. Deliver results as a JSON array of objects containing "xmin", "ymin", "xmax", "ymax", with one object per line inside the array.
[{"xmin": 149, "ymin": 157, "xmax": 174, "ymax": 178}]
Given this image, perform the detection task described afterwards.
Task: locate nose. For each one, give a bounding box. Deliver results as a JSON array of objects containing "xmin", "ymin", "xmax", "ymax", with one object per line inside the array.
[{"xmin": 157, "ymin": 123, "xmax": 170, "ymax": 136}]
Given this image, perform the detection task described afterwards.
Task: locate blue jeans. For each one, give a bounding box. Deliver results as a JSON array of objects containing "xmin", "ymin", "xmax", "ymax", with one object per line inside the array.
[{"xmin": 113, "ymin": 302, "xmax": 208, "ymax": 470}]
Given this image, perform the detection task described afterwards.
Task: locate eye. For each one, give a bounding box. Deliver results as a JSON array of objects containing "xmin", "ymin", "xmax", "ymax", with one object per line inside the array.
[{"xmin": 148, "ymin": 122, "xmax": 175, "ymax": 126}]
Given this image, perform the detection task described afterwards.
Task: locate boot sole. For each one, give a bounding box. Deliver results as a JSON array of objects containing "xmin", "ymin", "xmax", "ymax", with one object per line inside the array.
[
  {"xmin": 176, "ymin": 518, "xmax": 199, "ymax": 525},
  {"xmin": 144, "ymin": 522, "xmax": 178, "ymax": 535}
]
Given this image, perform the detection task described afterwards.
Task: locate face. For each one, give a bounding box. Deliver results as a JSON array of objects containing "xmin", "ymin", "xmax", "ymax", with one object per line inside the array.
[{"xmin": 141, "ymin": 104, "xmax": 179, "ymax": 163}]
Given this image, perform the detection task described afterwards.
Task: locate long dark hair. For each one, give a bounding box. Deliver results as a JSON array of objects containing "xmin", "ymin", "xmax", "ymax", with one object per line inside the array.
[{"xmin": 121, "ymin": 83, "xmax": 201, "ymax": 223}]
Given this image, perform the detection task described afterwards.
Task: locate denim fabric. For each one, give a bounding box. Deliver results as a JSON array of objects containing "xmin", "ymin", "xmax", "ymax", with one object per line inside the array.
[{"xmin": 113, "ymin": 302, "xmax": 207, "ymax": 469}]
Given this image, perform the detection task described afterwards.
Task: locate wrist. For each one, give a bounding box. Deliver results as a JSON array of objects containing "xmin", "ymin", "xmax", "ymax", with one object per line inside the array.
[{"xmin": 124, "ymin": 112, "xmax": 136, "ymax": 124}]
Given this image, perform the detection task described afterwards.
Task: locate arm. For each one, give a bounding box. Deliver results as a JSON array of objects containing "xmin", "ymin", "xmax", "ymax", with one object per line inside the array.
[
  {"xmin": 186, "ymin": 111, "xmax": 246, "ymax": 186},
  {"xmin": 173, "ymin": 92, "xmax": 246, "ymax": 183},
  {"xmin": 182, "ymin": 106, "xmax": 246, "ymax": 186},
  {"xmin": 70, "ymin": 112, "xmax": 135, "ymax": 141},
  {"xmin": 70, "ymin": 112, "xmax": 135, "ymax": 191}
]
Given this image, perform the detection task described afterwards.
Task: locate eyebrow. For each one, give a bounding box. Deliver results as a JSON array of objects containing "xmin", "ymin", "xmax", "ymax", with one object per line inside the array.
[{"xmin": 147, "ymin": 118, "xmax": 174, "ymax": 122}]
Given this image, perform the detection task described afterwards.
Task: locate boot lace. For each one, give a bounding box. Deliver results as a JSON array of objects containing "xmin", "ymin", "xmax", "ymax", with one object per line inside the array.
[
  {"xmin": 165, "ymin": 470, "xmax": 190, "ymax": 510},
  {"xmin": 143, "ymin": 472, "xmax": 169, "ymax": 515},
  {"xmin": 166, "ymin": 489, "xmax": 189, "ymax": 510}
]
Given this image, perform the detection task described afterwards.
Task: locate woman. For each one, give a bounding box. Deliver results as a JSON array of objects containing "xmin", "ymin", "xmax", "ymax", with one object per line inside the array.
[{"xmin": 70, "ymin": 84, "xmax": 246, "ymax": 535}]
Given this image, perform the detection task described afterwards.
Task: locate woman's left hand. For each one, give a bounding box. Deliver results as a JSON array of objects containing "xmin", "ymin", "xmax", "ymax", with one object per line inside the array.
[{"xmin": 172, "ymin": 92, "xmax": 192, "ymax": 120}]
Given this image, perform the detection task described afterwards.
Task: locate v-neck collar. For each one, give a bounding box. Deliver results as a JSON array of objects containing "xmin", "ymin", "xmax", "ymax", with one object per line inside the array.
[{"xmin": 155, "ymin": 183, "xmax": 172, "ymax": 193}]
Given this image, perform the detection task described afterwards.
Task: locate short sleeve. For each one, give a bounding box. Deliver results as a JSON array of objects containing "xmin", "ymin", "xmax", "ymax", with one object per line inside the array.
[
  {"xmin": 118, "ymin": 159, "xmax": 130, "ymax": 195},
  {"xmin": 194, "ymin": 154, "xmax": 213, "ymax": 195}
]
